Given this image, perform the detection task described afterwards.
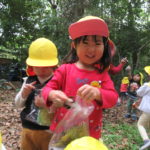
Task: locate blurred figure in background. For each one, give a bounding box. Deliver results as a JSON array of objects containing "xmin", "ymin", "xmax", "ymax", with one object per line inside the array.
[{"xmin": 137, "ymin": 66, "xmax": 150, "ymax": 150}]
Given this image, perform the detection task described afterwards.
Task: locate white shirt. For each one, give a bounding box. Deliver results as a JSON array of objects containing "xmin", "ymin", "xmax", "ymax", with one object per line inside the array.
[
  {"xmin": 137, "ymin": 82, "xmax": 150, "ymax": 114},
  {"xmin": 2, "ymin": 144, "xmax": 6, "ymax": 150},
  {"xmin": 14, "ymin": 77, "xmax": 27, "ymax": 108}
]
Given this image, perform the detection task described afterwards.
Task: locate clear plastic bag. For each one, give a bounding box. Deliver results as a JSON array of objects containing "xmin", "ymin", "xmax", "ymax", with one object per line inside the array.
[
  {"xmin": 49, "ymin": 96, "xmax": 95, "ymax": 150},
  {"xmin": 25, "ymin": 89, "xmax": 53, "ymax": 126}
]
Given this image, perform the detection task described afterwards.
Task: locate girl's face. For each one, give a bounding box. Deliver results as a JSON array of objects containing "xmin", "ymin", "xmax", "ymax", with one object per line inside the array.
[
  {"xmin": 133, "ymin": 74, "xmax": 141, "ymax": 82},
  {"xmin": 33, "ymin": 66, "xmax": 53, "ymax": 78},
  {"xmin": 75, "ymin": 35, "xmax": 104, "ymax": 67}
]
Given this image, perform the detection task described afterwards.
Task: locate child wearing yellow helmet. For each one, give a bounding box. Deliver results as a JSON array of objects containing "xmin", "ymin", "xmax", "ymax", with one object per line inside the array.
[
  {"xmin": 117, "ymin": 76, "xmax": 129, "ymax": 105},
  {"xmin": 124, "ymin": 65, "xmax": 144, "ymax": 121},
  {"xmin": 15, "ymin": 38, "xmax": 59, "ymax": 150},
  {"xmin": 42, "ymin": 16, "xmax": 118, "ymax": 144},
  {"xmin": 137, "ymin": 66, "xmax": 150, "ymax": 150}
]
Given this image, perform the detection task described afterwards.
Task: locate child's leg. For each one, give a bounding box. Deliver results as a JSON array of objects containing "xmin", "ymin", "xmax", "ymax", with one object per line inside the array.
[
  {"xmin": 116, "ymin": 97, "xmax": 121, "ymax": 106},
  {"xmin": 20, "ymin": 128, "xmax": 36, "ymax": 150},
  {"xmin": 127, "ymin": 98, "xmax": 132, "ymax": 114},
  {"xmin": 37, "ymin": 130, "xmax": 53, "ymax": 150},
  {"xmin": 131, "ymin": 103, "xmax": 138, "ymax": 120},
  {"xmin": 119, "ymin": 92, "xmax": 125, "ymax": 104},
  {"xmin": 121, "ymin": 92, "xmax": 127, "ymax": 102},
  {"xmin": 137, "ymin": 112, "xmax": 150, "ymax": 141},
  {"xmin": 132, "ymin": 106, "xmax": 137, "ymax": 114},
  {"xmin": 20, "ymin": 128, "xmax": 53, "ymax": 150},
  {"xmin": 125, "ymin": 98, "xmax": 132, "ymax": 118}
]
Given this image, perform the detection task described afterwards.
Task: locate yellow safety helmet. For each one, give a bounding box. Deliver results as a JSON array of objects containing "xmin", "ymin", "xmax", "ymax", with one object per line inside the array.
[
  {"xmin": 121, "ymin": 77, "xmax": 129, "ymax": 84},
  {"xmin": 64, "ymin": 136, "xmax": 108, "ymax": 150},
  {"xmin": 26, "ymin": 38, "xmax": 58, "ymax": 67},
  {"xmin": 144, "ymin": 66, "xmax": 150, "ymax": 75}
]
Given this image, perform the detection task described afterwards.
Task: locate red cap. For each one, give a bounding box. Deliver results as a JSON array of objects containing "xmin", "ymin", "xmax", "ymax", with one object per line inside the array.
[{"xmin": 69, "ymin": 16, "xmax": 109, "ymax": 40}]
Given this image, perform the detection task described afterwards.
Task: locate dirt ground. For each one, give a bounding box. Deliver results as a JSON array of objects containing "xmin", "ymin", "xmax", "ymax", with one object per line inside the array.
[
  {"xmin": 0, "ymin": 85, "xmax": 141, "ymax": 150},
  {"xmin": 0, "ymin": 89, "xmax": 22, "ymax": 150}
]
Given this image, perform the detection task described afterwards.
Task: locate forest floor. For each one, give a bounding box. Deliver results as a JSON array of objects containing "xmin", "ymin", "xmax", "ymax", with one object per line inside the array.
[{"xmin": 0, "ymin": 83, "xmax": 142, "ymax": 150}]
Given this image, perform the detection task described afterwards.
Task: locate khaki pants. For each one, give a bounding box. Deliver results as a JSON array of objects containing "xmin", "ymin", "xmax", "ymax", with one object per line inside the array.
[
  {"xmin": 20, "ymin": 128, "xmax": 53, "ymax": 150},
  {"xmin": 137, "ymin": 112, "xmax": 150, "ymax": 141}
]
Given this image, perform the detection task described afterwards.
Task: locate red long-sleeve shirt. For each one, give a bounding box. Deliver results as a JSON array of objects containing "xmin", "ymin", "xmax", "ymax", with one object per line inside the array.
[
  {"xmin": 42, "ymin": 63, "xmax": 118, "ymax": 139},
  {"xmin": 109, "ymin": 63, "xmax": 124, "ymax": 75}
]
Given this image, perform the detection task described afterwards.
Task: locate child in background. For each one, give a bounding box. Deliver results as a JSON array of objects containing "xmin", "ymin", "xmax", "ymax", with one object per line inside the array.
[
  {"xmin": 124, "ymin": 81, "xmax": 139, "ymax": 120},
  {"xmin": 118, "ymin": 76, "xmax": 129, "ymax": 104},
  {"xmin": 42, "ymin": 16, "xmax": 118, "ymax": 140},
  {"xmin": 64, "ymin": 136, "xmax": 108, "ymax": 150},
  {"xmin": 125, "ymin": 65, "xmax": 144, "ymax": 87},
  {"xmin": 137, "ymin": 66, "xmax": 150, "ymax": 150},
  {"xmin": 15, "ymin": 38, "xmax": 58, "ymax": 150},
  {"xmin": 124, "ymin": 65, "xmax": 144, "ymax": 120}
]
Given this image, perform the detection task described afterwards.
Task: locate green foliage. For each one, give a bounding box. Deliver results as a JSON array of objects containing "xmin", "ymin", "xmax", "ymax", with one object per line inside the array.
[
  {"xmin": 0, "ymin": 0, "xmax": 149, "ymax": 87},
  {"xmin": 102, "ymin": 123, "xmax": 142, "ymax": 150}
]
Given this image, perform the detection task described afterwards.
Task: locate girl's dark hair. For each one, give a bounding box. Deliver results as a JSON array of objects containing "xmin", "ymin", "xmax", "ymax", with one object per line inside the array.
[{"xmin": 62, "ymin": 35, "xmax": 111, "ymax": 73}]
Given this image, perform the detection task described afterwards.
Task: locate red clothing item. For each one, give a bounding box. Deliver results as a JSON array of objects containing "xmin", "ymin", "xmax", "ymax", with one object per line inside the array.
[
  {"xmin": 42, "ymin": 63, "xmax": 118, "ymax": 139},
  {"xmin": 109, "ymin": 63, "xmax": 124, "ymax": 75},
  {"xmin": 120, "ymin": 83, "xmax": 128, "ymax": 92}
]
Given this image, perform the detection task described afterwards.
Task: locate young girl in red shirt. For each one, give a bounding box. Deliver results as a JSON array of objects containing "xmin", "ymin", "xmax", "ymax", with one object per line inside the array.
[{"xmin": 42, "ymin": 16, "xmax": 118, "ymax": 139}]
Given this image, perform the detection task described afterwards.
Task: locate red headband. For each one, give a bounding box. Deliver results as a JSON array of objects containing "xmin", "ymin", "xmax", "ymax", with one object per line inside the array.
[{"xmin": 69, "ymin": 19, "xmax": 109, "ymax": 40}]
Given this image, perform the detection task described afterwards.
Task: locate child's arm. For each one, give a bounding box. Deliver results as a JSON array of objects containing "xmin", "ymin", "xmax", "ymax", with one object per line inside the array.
[
  {"xmin": 125, "ymin": 65, "xmax": 132, "ymax": 80},
  {"xmin": 15, "ymin": 77, "xmax": 27, "ymax": 108},
  {"xmin": 109, "ymin": 57, "xmax": 128, "ymax": 75},
  {"xmin": 98, "ymin": 72, "xmax": 118, "ymax": 108},
  {"xmin": 109, "ymin": 63, "xmax": 124, "ymax": 75},
  {"xmin": 42, "ymin": 65, "xmax": 73, "ymax": 107},
  {"xmin": 15, "ymin": 78, "xmax": 36, "ymax": 108},
  {"xmin": 48, "ymin": 90, "xmax": 73, "ymax": 106}
]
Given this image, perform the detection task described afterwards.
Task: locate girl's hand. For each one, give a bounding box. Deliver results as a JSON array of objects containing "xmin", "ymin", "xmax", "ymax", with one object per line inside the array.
[
  {"xmin": 21, "ymin": 81, "xmax": 36, "ymax": 99},
  {"xmin": 121, "ymin": 57, "xmax": 128, "ymax": 65},
  {"xmin": 48, "ymin": 90, "xmax": 73, "ymax": 107},
  {"xmin": 77, "ymin": 84, "xmax": 101, "ymax": 101},
  {"xmin": 34, "ymin": 95, "xmax": 46, "ymax": 108}
]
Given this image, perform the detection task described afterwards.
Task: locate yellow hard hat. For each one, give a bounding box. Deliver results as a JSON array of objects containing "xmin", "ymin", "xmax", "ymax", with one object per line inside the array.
[
  {"xmin": 144, "ymin": 66, "xmax": 150, "ymax": 75},
  {"xmin": 121, "ymin": 77, "xmax": 129, "ymax": 84},
  {"xmin": 64, "ymin": 136, "xmax": 108, "ymax": 150},
  {"xmin": 26, "ymin": 38, "xmax": 58, "ymax": 66}
]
